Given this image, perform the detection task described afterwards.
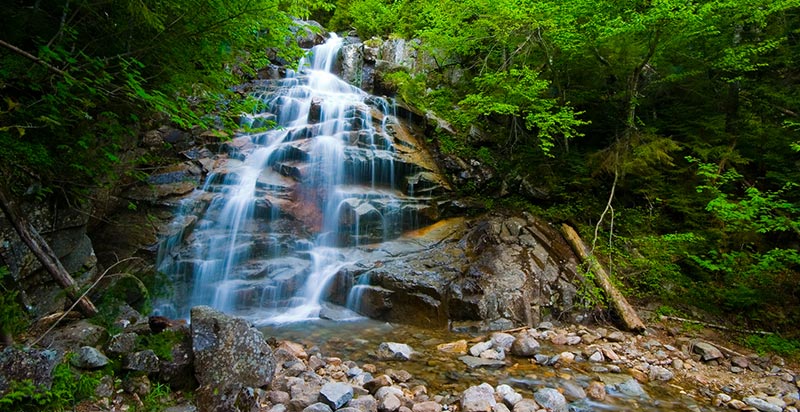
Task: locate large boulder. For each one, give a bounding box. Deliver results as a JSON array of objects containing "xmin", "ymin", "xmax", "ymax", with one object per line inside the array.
[
  {"xmin": 36, "ymin": 320, "xmax": 108, "ymax": 352},
  {"xmin": 0, "ymin": 347, "xmax": 60, "ymax": 396},
  {"xmin": 533, "ymin": 388, "xmax": 567, "ymax": 412},
  {"xmin": 292, "ymin": 19, "xmax": 326, "ymax": 49},
  {"xmin": 346, "ymin": 213, "xmax": 586, "ymax": 328},
  {"xmin": 70, "ymin": 346, "xmax": 110, "ymax": 370},
  {"xmin": 692, "ymin": 341, "xmax": 724, "ymax": 361},
  {"xmin": 191, "ymin": 306, "xmax": 276, "ymax": 390},
  {"xmin": 319, "ymin": 382, "xmax": 354, "ymax": 409},
  {"xmin": 460, "ymin": 383, "xmax": 496, "ymax": 412}
]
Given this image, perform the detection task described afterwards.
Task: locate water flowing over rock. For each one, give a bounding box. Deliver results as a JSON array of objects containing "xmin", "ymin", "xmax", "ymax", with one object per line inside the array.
[
  {"xmin": 151, "ymin": 33, "xmax": 590, "ymax": 331},
  {"xmin": 156, "ymin": 34, "xmax": 449, "ymax": 324}
]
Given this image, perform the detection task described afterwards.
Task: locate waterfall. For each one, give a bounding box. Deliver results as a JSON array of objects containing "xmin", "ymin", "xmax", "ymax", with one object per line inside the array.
[{"xmin": 156, "ymin": 34, "xmax": 433, "ymax": 324}]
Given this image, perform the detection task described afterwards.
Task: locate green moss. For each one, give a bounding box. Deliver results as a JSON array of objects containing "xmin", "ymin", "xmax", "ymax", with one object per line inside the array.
[
  {"xmin": 136, "ymin": 330, "xmax": 184, "ymax": 361},
  {"xmin": 0, "ymin": 266, "xmax": 28, "ymax": 339},
  {"xmin": 140, "ymin": 382, "xmax": 174, "ymax": 412}
]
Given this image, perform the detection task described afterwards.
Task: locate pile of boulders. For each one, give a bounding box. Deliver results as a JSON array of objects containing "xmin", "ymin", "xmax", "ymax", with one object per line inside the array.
[
  {"xmin": 440, "ymin": 322, "xmax": 800, "ymax": 412},
  {"xmin": 3, "ymin": 309, "xmax": 800, "ymax": 412}
]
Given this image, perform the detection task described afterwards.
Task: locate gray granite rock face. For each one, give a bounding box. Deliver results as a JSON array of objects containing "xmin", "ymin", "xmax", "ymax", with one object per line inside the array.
[
  {"xmin": 319, "ymin": 382, "xmax": 354, "ymax": 409},
  {"xmin": 71, "ymin": 346, "xmax": 110, "ymax": 369},
  {"xmin": 191, "ymin": 306, "xmax": 275, "ymax": 389},
  {"xmin": 0, "ymin": 347, "xmax": 59, "ymax": 396}
]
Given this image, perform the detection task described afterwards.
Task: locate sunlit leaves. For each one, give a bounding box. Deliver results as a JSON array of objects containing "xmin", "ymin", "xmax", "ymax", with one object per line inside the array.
[{"xmin": 458, "ymin": 67, "xmax": 588, "ymax": 155}]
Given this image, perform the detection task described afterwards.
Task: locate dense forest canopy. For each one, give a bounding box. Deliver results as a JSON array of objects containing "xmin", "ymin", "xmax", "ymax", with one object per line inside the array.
[
  {"xmin": 317, "ymin": 0, "xmax": 800, "ymax": 332},
  {"xmin": 1, "ymin": 0, "xmax": 799, "ymax": 333},
  {"xmin": 0, "ymin": 0, "xmax": 329, "ymax": 195}
]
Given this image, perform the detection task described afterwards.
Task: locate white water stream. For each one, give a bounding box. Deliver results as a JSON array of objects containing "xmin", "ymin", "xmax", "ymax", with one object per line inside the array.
[{"xmin": 156, "ymin": 34, "xmax": 425, "ymax": 324}]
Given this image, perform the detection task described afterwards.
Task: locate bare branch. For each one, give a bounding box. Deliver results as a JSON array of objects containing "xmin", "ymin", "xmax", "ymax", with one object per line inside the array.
[{"xmin": 0, "ymin": 39, "xmax": 70, "ymax": 78}]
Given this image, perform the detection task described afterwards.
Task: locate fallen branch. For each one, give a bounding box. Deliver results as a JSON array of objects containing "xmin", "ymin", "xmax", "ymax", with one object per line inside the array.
[
  {"xmin": 0, "ymin": 39, "xmax": 69, "ymax": 77},
  {"xmin": 27, "ymin": 257, "xmax": 141, "ymax": 347},
  {"xmin": 0, "ymin": 185, "xmax": 97, "ymax": 317},
  {"xmin": 561, "ymin": 224, "xmax": 646, "ymax": 333}
]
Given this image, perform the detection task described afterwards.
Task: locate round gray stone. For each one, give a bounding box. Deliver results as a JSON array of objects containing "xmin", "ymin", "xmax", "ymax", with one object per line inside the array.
[
  {"xmin": 510, "ymin": 336, "xmax": 540, "ymax": 357},
  {"xmin": 319, "ymin": 382, "xmax": 354, "ymax": 410},
  {"xmin": 461, "ymin": 383, "xmax": 496, "ymax": 412},
  {"xmin": 304, "ymin": 402, "xmax": 334, "ymax": 412},
  {"xmin": 71, "ymin": 346, "xmax": 110, "ymax": 369},
  {"xmin": 534, "ymin": 388, "xmax": 567, "ymax": 412}
]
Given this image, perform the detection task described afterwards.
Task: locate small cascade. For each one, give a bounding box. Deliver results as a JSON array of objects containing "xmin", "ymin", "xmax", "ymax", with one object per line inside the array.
[{"xmin": 156, "ymin": 34, "xmax": 443, "ymax": 323}]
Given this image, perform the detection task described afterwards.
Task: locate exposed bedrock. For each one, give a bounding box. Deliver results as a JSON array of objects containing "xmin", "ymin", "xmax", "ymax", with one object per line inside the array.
[{"xmin": 341, "ymin": 213, "xmax": 587, "ymax": 329}]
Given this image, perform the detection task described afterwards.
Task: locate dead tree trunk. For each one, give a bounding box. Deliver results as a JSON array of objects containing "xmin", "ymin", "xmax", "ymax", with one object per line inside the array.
[
  {"xmin": 0, "ymin": 186, "xmax": 97, "ymax": 317},
  {"xmin": 561, "ymin": 224, "xmax": 645, "ymax": 332}
]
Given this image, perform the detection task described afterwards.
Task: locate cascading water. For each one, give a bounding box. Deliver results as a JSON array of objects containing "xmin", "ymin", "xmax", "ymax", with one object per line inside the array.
[{"xmin": 156, "ymin": 34, "xmax": 438, "ymax": 324}]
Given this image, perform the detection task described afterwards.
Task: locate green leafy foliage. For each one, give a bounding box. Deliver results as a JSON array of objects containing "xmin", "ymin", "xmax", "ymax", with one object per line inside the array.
[
  {"xmin": 351, "ymin": 0, "xmax": 800, "ymax": 332},
  {"xmin": 459, "ymin": 67, "xmax": 588, "ymax": 156},
  {"xmin": 140, "ymin": 382, "xmax": 175, "ymax": 412},
  {"xmin": 0, "ymin": 357, "xmax": 101, "ymax": 411},
  {"xmin": 136, "ymin": 330, "xmax": 184, "ymax": 361},
  {"xmin": 0, "ymin": 266, "xmax": 27, "ymax": 339},
  {"xmin": 0, "ymin": 0, "xmax": 328, "ymax": 197},
  {"xmin": 743, "ymin": 334, "xmax": 800, "ymax": 359},
  {"xmin": 574, "ymin": 262, "xmax": 607, "ymax": 311}
]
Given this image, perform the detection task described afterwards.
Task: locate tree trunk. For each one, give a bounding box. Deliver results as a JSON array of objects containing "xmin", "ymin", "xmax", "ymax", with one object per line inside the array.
[
  {"xmin": 0, "ymin": 186, "xmax": 97, "ymax": 317},
  {"xmin": 561, "ymin": 224, "xmax": 645, "ymax": 332}
]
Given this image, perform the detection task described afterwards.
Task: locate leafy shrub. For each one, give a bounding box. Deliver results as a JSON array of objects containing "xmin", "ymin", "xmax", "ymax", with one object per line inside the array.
[
  {"xmin": 0, "ymin": 357, "xmax": 100, "ymax": 411},
  {"xmin": 0, "ymin": 266, "xmax": 27, "ymax": 340},
  {"xmin": 136, "ymin": 330, "xmax": 184, "ymax": 361},
  {"xmin": 743, "ymin": 334, "xmax": 800, "ymax": 359}
]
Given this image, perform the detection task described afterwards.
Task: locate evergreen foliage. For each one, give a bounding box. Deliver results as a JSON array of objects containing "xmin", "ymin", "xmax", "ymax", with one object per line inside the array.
[
  {"xmin": 0, "ymin": 0, "xmax": 328, "ymax": 197},
  {"xmin": 2, "ymin": 0, "xmax": 799, "ymax": 333},
  {"xmin": 323, "ymin": 0, "xmax": 800, "ymax": 332}
]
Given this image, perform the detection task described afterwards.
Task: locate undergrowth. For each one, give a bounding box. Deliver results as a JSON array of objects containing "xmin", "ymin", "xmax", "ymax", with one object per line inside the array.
[
  {"xmin": 743, "ymin": 335, "xmax": 800, "ymax": 360},
  {"xmin": 0, "ymin": 356, "xmax": 101, "ymax": 411}
]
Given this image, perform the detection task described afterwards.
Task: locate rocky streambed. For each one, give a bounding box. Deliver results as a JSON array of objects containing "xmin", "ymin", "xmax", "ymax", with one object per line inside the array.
[{"xmin": 3, "ymin": 307, "xmax": 798, "ymax": 412}]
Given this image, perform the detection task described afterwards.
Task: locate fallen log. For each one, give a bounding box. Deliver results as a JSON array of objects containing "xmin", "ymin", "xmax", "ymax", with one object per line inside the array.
[
  {"xmin": 0, "ymin": 186, "xmax": 97, "ymax": 317},
  {"xmin": 561, "ymin": 224, "xmax": 645, "ymax": 333}
]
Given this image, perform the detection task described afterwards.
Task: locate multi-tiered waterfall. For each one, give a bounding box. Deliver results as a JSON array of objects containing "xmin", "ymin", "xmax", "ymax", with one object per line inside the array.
[{"xmin": 156, "ymin": 35, "xmax": 445, "ymax": 324}]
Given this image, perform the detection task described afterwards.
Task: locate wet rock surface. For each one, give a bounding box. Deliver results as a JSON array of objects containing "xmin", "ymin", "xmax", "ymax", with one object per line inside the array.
[
  {"xmin": 258, "ymin": 319, "xmax": 800, "ymax": 412},
  {"xmin": 341, "ymin": 213, "xmax": 586, "ymax": 328}
]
